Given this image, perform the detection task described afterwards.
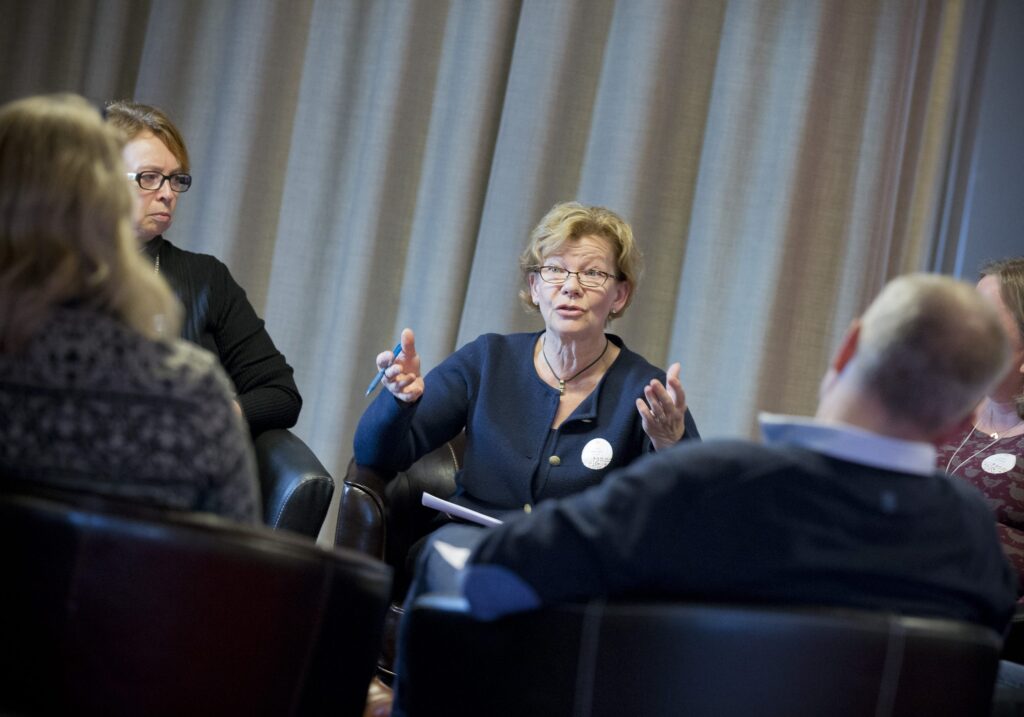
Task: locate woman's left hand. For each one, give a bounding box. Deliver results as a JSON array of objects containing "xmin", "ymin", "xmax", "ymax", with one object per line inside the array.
[{"xmin": 636, "ymin": 362, "xmax": 688, "ymax": 452}]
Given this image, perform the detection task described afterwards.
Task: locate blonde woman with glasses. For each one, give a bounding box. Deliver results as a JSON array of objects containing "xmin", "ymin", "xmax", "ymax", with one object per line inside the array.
[{"xmin": 356, "ymin": 201, "xmax": 700, "ymax": 527}]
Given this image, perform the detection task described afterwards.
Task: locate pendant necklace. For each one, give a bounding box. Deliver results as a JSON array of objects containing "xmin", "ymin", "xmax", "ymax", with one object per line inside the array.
[
  {"xmin": 945, "ymin": 421, "xmax": 1023, "ymax": 476},
  {"xmin": 541, "ymin": 333, "xmax": 609, "ymax": 396}
]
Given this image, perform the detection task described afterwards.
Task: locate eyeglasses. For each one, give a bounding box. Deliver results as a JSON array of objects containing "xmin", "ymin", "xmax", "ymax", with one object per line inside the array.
[
  {"xmin": 126, "ymin": 171, "xmax": 192, "ymax": 193},
  {"xmin": 535, "ymin": 265, "xmax": 618, "ymax": 288}
]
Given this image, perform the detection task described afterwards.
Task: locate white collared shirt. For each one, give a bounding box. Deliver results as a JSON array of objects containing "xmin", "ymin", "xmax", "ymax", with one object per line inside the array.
[{"xmin": 758, "ymin": 412, "xmax": 937, "ymax": 477}]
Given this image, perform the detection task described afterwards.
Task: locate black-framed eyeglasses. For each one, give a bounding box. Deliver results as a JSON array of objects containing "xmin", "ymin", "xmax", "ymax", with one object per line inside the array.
[
  {"xmin": 535, "ymin": 265, "xmax": 618, "ymax": 288},
  {"xmin": 126, "ymin": 171, "xmax": 192, "ymax": 193}
]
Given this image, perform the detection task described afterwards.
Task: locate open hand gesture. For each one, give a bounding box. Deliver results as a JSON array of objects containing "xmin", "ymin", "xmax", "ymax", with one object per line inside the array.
[{"xmin": 636, "ymin": 362, "xmax": 688, "ymax": 451}]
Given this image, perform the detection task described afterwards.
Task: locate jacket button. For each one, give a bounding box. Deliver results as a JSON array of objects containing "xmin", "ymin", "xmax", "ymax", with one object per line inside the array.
[
  {"xmin": 548, "ymin": 455, "xmax": 561, "ymax": 466},
  {"xmin": 524, "ymin": 504, "xmax": 532, "ymax": 513}
]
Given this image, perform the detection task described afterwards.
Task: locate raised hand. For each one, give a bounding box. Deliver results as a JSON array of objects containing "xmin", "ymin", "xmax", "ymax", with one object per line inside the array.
[
  {"xmin": 636, "ymin": 362, "xmax": 688, "ymax": 451},
  {"xmin": 379, "ymin": 327, "xmax": 424, "ymax": 403}
]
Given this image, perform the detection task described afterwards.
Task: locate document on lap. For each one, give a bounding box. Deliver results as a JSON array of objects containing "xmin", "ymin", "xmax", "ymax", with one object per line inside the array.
[
  {"xmin": 421, "ymin": 492, "xmax": 503, "ymax": 527},
  {"xmin": 433, "ymin": 541, "xmax": 472, "ymax": 569}
]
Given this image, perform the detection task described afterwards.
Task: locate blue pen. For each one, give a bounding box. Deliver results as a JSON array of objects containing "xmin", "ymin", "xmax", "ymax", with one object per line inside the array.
[{"xmin": 365, "ymin": 341, "xmax": 403, "ymax": 396}]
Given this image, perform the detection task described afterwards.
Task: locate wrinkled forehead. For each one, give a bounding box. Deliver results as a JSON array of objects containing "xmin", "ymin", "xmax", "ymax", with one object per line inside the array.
[{"xmin": 541, "ymin": 233, "xmax": 617, "ymax": 265}]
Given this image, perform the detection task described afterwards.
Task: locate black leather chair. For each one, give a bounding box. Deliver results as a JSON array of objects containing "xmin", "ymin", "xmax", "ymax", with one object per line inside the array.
[
  {"xmin": 403, "ymin": 596, "xmax": 1003, "ymax": 717},
  {"xmin": 335, "ymin": 437, "xmax": 464, "ymax": 680},
  {"xmin": 1002, "ymin": 605, "xmax": 1024, "ymax": 664},
  {"xmin": 0, "ymin": 484, "xmax": 391, "ymax": 717},
  {"xmin": 255, "ymin": 428, "xmax": 334, "ymax": 538},
  {"xmin": 335, "ymin": 434, "xmax": 463, "ymax": 579}
]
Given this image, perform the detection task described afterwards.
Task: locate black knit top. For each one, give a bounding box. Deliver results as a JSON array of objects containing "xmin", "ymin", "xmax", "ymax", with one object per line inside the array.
[{"xmin": 143, "ymin": 236, "xmax": 301, "ymax": 435}]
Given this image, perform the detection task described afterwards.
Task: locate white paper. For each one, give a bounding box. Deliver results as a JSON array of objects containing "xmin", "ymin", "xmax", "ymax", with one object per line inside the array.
[
  {"xmin": 421, "ymin": 491, "xmax": 503, "ymax": 527},
  {"xmin": 433, "ymin": 540, "xmax": 472, "ymax": 569}
]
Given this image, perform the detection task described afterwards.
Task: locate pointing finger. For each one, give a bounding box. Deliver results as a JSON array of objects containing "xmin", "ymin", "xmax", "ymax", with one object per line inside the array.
[{"xmin": 400, "ymin": 327, "xmax": 418, "ymax": 359}]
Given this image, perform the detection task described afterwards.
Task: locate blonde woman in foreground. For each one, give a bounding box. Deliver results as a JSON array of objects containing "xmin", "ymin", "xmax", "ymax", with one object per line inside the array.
[{"xmin": 0, "ymin": 93, "xmax": 259, "ymax": 522}]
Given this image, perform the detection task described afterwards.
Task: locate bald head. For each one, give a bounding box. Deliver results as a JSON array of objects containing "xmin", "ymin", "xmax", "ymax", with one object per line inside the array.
[{"xmin": 848, "ymin": 274, "xmax": 1010, "ymax": 436}]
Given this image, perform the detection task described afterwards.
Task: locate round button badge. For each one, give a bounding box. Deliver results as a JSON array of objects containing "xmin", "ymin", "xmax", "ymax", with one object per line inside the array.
[
  {"xmin": 982, "ymin": 453, "xmax": 1017, "ymax": 475},
  {"xmin": 581, "ymin": 438, "xmax": 613, "ymax": 470}
]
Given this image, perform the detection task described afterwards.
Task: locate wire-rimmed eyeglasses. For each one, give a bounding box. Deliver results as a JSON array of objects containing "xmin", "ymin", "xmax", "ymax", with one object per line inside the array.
[
  {"xmin": 126, "ymin": 171, "xmax": 192, "ymax": 193},
  {"xmin": 535, "ymin": 265, "xmax": 618, "ymax": 288}
]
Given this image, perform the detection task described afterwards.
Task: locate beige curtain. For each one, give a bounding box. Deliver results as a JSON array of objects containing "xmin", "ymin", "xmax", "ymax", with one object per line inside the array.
[{"xmin": 0, "ymin": 0, "xmax": 973, "ymax": 494}]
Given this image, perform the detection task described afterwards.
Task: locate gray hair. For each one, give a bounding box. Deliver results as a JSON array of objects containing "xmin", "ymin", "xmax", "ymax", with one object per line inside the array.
[{"xmin": 855, "ymin": 273, "xmax": 1010, "ymax": 435}]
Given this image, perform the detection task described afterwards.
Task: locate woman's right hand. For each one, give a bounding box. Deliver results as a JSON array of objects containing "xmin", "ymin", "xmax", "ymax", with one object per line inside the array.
[{"xmin": 379, "ymin": 327, "xmax": 424, "ymax": 403}]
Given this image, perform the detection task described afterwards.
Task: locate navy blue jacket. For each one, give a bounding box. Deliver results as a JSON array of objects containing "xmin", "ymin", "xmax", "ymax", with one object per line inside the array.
[{"xmin": 354, "ymin": 332, "xmax": 700, "ymax": 516}]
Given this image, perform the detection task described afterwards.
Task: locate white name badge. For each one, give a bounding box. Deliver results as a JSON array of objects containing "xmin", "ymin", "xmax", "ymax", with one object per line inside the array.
[
  {"xmin": 982, "ymin": 453, "xmax": 1017, "ymax": 475},
  {"xmin": 581, "ymin": 438, "xmax": 613, "ymax": 470}
]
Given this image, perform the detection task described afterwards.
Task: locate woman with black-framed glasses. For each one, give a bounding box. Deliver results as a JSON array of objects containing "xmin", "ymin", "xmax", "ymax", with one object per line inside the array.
[
  {"xmin": 105, "ymin": 100, "xmax": 301, "ymax": 437},
  {"xmin": 356, "ymin": 200, "xmax": 701, "ymax": 541}
]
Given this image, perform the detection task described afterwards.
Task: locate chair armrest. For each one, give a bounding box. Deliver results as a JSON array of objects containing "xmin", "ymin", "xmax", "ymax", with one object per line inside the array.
[
  {"xmin": 335, "ymin": 435, "xmax": 465, "ymax": 573},
  {"xmin": 254, "ymin": 429, "xmax": 334, "ymax": 537},
  {"xmin": 335, "ymin": 459, "xmax": 391, "ymax": 559}
]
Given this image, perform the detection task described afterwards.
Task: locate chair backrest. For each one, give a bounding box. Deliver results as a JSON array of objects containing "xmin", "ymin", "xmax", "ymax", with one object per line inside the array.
[
  {"xmin": 0, "ymin": 485, "xmax": 392, "ymax": 717},
  {"xmin": 403, "ymin": 597, "xmax": 1002, "ymax": 717},
  {"xmin": 254, "ymin": 428, "xmax": 335, "ymax": 537}
]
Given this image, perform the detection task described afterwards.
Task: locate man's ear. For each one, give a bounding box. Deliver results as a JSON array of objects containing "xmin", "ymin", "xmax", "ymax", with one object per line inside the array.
[
  {"xmin": 819, "ymin": 319, "xmax": 861, "ymax": 402},
  {"xmin": 831, "ymin": 319, "xmax": 862, "ymax": 374}
]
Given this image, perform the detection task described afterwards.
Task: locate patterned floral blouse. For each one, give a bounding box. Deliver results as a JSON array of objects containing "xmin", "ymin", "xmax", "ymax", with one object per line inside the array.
[
  {"xmin": 0, "ymin": 307, "xmax": 260, "ymax": 523},
  {"xmin": 938, "ymin": 427, "xmax": 1024, "ymax": 598}
]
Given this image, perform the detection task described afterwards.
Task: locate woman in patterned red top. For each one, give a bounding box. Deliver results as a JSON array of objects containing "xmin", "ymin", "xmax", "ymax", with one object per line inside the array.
[{"xmin": 937, "ymin": 258, "xmax": 1024, "ymax": 597}]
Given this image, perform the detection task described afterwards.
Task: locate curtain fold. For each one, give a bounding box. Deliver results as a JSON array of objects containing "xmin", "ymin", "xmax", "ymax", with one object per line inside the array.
[{"xmin": 0, "ymin": 0, "xmax": 973, "ymax": 476}]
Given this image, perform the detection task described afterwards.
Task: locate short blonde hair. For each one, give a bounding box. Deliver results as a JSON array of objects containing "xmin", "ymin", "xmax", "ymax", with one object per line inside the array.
[
  {"xmin": 104, "ymin": 100, "xmax": 191, "ymax": 172},
  {"xmin": 0, "ymin": 94, "xmax": 181, "ymax": 352},
  {"xmin": 518, "ymin": 201, "xmax": 642, "ymax": 320}
]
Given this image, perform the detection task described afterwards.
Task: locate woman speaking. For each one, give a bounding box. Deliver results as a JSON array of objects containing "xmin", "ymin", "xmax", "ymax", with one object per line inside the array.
[{"xmin": 355, "ymin": 201, "xmax": 700, "ymax": 519}]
